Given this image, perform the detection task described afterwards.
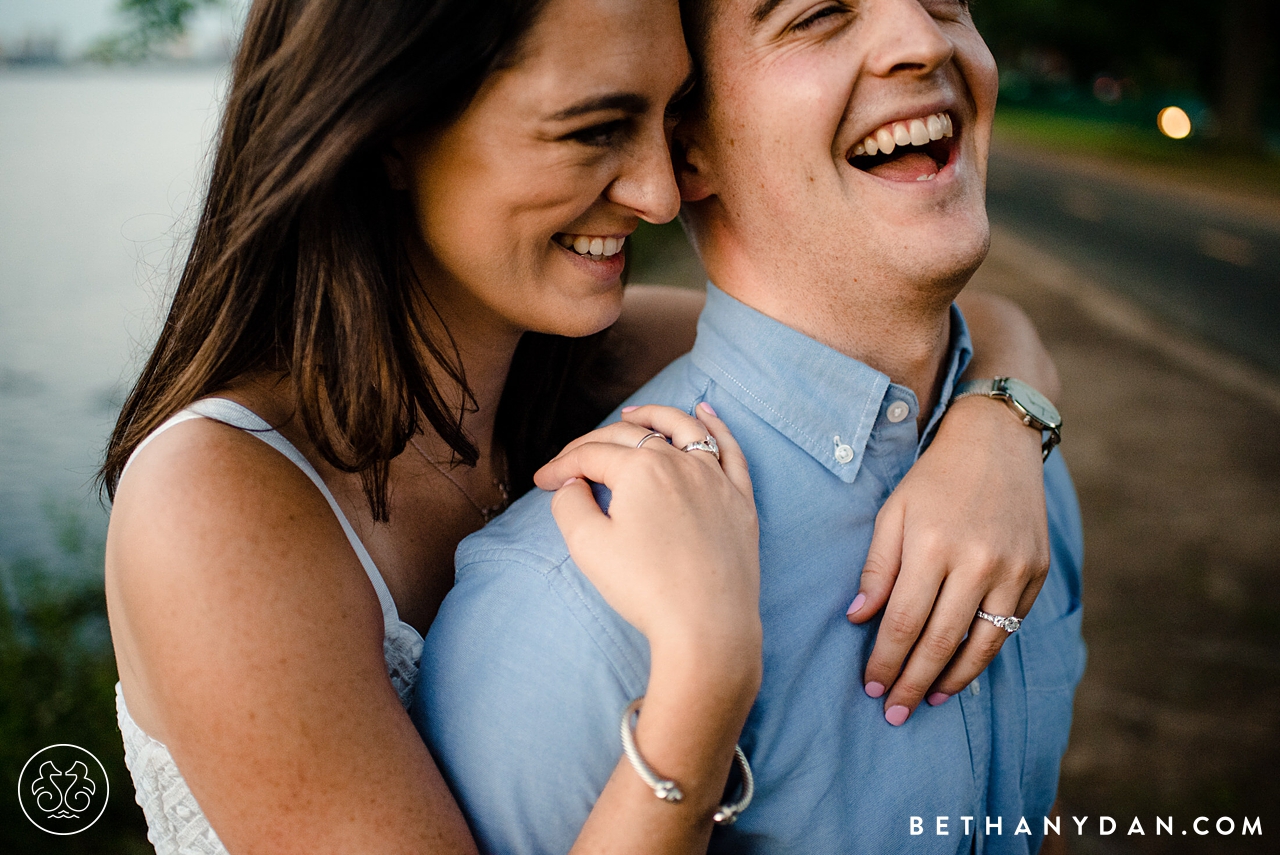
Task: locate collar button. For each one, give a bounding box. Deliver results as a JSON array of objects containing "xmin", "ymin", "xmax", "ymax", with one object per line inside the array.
[
  {"xmin": 886, "ymin": 401, "xmax": 911, "ymax": 423},
  {"xmin": 833, "ymin": 436, "xmax": 855, "ymax": 465}
]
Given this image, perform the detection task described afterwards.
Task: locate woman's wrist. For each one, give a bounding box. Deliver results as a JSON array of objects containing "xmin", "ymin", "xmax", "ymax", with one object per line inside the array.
[
  {"xmin": 942, "ymin": 394, "xmax": 1044, "ymax": 460},
  {"xmin": 649, "ymin": 619, "xmax": 763, "ymax": 702},
  {"xmin": 632, "ymin": 646, "xmax": 759, "ymax": 816}
]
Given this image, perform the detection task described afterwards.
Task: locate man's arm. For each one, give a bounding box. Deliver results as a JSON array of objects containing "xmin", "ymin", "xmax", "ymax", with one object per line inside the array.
[{"xmin": 417, "ymin": 549, "xmax": 639, "ymax": 854}]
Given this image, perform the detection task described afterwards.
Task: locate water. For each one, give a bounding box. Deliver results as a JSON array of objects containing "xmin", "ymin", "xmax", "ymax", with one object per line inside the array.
[{"xmin": 0, "ymin": 68, "xmax": 227, "ymax": 562}]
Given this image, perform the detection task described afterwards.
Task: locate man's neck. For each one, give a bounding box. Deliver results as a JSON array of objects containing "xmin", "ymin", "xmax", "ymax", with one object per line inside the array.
[{"xmin": 714, "ymin": 276, "xmax": 956, "ymax": 428}]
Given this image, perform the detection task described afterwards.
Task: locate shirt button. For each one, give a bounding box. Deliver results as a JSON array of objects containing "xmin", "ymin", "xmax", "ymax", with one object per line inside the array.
[
  {"xmin": 886, "ymin": 401, "xmax": 910, "ymax": 423},
  {"xmin": 834, "ymin": 443, "xmax": 854, "ymax": 464},
  {"xmin": 969, "ymin": 679, "xmax": 981, "ymax": 697}
]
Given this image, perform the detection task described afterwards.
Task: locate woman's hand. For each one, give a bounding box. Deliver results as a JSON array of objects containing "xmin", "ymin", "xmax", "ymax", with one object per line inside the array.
[
  {"xmin": 535, "ymin": 402, "xmax": 761, "ymax": 674},
  {"xmin": 846, "ymin": 396, "xmax": 1050, "ymax": 725},
  {"xmin": 536, "ymin": 403, "xmax": 762, "ymax": 848}
]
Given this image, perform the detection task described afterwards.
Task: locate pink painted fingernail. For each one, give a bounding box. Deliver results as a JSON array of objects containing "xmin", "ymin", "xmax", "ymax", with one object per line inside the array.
[
  {"xmin": 927, "ymin": 692, "xmax": 951, "ymax": 706},
  {"xmin": 698, "ymin": 402, "xmax": 717, "ymax": 417},
  {"xmin": 846, "ymin": 593, "xmax": 867, "ymax": 617},
  {"xmin": 864, "ymin": 681, "xmax": 886, "ymax": 699},
  {"xmin": 885, "ymin": 705, "xmax": 910, "ymax": 726},
  {"xmin": 562, "ymin": 478, "xmax": 579, "ymax": 488},
  {"xmin": 621, "ymin": 406, "xmax": 638, "ymax": 413}
]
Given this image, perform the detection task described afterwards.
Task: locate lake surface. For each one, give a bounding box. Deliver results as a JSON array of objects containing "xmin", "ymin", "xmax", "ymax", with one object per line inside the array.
[{"xmin": 0, "ymin": 68, "xmax": 227, "ymax": 563}]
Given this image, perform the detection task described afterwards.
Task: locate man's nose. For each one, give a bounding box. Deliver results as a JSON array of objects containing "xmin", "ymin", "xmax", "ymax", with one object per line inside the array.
[
  {"xmin": 605, "ymin": 127, "xmax": 682, "ymax": 225},
  {"xmin": 862, "ymin": 0, "xmax": 955, "ymax": 79}
]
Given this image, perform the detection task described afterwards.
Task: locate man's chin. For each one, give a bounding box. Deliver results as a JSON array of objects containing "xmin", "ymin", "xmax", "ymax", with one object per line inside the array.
[{"xmin": 892, "ymin": 226, "xmax": 991, "ymax": 298}]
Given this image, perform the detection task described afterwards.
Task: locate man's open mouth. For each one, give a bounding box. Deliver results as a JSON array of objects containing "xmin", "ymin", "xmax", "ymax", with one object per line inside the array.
[{"xmin": 846, "ymin": 111, "xmax": 955, "ymax": 182}]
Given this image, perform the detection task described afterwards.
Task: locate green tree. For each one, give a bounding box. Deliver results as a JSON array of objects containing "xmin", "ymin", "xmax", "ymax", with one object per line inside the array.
[
  {"xmin": 88, "ymin": 0, "xmax": 224, "ymax": 63},
  {"xmin": 973, "ymin": 0, "xmax": 1277, "ymax": 150}
]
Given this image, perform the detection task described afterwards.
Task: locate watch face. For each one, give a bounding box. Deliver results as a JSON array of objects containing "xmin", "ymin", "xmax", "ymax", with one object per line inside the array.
[{"xmin": 1003, "ymin": 378, "xmax": 1062, "ymax": 429}]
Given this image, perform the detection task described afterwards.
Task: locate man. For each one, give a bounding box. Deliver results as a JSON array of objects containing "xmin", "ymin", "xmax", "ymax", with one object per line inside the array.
[{"xmin": 414, "ymin": 1, "xmax": 1084, "ymax": 852}]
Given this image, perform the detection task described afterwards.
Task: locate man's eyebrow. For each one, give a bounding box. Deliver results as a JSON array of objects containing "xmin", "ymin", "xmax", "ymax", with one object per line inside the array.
[
  {"xmin": 548, "ymin": 93, "xmax": 649, "ymax": 121},
  {"xmin": 751, "ymin": 0, "xmax": 788, "ymax": 25}
]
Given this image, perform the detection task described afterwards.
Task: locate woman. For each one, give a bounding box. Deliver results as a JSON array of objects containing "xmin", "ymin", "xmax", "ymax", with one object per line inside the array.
[{"xmin": 101, "ymin": 0, "xmax": 1058, "ymax": 851}]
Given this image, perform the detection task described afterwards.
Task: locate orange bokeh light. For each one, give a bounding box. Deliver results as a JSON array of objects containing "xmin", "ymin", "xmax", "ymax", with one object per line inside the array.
[{"xmin": 1158, "ymin": 106, "xmax": 1192, "ymax": 139}]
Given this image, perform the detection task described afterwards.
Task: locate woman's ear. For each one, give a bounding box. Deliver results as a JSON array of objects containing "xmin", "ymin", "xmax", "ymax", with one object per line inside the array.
[
  {"xmin": 673, "ymin": 123, "xmax": 714, "ymax": 203},
  {"xmin": 382, "ymin": 143, "xmax": 410, "ymax": 191}
]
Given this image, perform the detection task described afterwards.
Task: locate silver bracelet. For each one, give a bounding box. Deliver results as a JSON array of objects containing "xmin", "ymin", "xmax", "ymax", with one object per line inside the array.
[{"xmin": 619, "ymin": 697, "xmax": 755, "ymax": 825}]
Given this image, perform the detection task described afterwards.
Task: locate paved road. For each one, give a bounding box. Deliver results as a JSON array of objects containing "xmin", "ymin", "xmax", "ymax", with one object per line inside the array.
[{"xmin": 987, "ymin": 145, "xmax": 1280, "ymax": 375}]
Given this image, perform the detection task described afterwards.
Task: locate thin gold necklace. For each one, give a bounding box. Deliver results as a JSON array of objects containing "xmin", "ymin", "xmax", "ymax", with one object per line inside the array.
[{"xmin": 409, "ymin": 436, "xmax": 510, "ymax": 523}]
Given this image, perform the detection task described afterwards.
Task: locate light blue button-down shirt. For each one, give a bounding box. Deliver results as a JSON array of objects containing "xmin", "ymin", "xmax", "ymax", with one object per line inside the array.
[{"xmin": 414, "ymin": 284, "xmax": 1085, "ymax": 855}]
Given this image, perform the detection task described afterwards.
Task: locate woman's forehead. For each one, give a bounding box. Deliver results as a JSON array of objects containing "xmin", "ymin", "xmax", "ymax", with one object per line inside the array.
[{"xmin": 504, "ymin": 0, "xmax": 690, "ymax": 101}]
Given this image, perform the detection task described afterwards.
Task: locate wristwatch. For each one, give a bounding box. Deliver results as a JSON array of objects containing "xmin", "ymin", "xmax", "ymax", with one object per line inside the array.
[{"xmin": 950, "ymin": 377, "xmax": 1062, "ymax": 461}]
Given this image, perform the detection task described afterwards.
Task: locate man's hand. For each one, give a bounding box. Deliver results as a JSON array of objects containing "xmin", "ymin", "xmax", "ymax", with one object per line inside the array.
[{"xmin": 846, "ymin": 395, "xmax": 1050, "ymax": 725}]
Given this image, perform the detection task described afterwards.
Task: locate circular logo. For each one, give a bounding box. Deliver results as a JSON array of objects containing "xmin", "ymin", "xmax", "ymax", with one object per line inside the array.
[{"xmin": 17, "ymin": 744, "xmax": 110, "ymax": 836}]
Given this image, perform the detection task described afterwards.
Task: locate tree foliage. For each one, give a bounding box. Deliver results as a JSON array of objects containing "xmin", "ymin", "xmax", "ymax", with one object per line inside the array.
[
  {"xmin": 972, "ymin": 0, "xmax": 1278, "ymax": 147},
  {"xmin": 88, "ymin": 0, "xmax": 224, "ymax": 63}
]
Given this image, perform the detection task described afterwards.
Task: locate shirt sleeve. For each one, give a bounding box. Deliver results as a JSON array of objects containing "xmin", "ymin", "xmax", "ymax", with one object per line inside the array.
[{"xmin": 412, "ymin": 544, "xmax": 649, "ymax": 855}]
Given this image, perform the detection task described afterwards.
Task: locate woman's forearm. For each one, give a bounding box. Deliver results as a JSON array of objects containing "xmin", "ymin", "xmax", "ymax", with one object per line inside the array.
[
  {"xmin": 955, "ymin": 290, "xmax": 1060, "ymax": 401},
  {"xmin": 570, "ymin": 643, "xmax": 760, "ymax": 854}
]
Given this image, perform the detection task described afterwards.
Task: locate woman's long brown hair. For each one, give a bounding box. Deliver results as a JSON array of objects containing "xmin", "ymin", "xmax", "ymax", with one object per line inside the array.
[{"xmin": 100, "ymin": 0, "xmax": 619, "ymax": 519}]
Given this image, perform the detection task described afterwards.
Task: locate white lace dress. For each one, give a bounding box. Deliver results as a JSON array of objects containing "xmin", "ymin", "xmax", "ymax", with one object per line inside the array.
[{"xmin": 114, "ymin": 398, "xmax": 425, "ymax": 855}]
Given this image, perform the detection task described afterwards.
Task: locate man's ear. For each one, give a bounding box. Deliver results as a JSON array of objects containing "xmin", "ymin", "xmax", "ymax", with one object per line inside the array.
[
  {"xmin": 382, "ymin": 142, "xmax": 411, "ymax": 191},
  {"xmin": 673, "ymin": 126, "xmax": 714, "ymax": 203}
]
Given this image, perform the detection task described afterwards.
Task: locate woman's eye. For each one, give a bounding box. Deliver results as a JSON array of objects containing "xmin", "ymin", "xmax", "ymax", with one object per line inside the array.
[
  {"xmin": 792, "ymin": 4, "xmax": 846, "ymax": 32},
  {"xmin": 568, "ymin": 121, "xmax": 625, "ymax": 147}
]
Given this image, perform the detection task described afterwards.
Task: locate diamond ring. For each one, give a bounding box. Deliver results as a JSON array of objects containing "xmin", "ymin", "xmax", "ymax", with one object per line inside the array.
[
  {"xmin": 975, "ymin": 609, "xmax": 1021, "ymax": 633},
  {"xmin": 681, "ymin": 434, "xmax": 720, "ymax": 461}
]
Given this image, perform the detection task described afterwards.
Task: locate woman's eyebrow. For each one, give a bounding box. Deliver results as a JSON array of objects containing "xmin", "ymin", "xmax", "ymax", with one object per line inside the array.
[{"xmin": 548, "ymin": 93, "xmax": 649, "ymax": 121}]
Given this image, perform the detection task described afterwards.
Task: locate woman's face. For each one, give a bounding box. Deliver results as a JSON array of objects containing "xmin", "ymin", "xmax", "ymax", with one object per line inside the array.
[{"xmin": 399, "ymin": 0, "xmax": 692, "ymax": 341}]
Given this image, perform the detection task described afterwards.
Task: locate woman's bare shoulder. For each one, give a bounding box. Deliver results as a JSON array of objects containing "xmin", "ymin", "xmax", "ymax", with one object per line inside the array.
[{"xmin": 106, "ymin": 413, "xmax": 387, "ymax": 734}]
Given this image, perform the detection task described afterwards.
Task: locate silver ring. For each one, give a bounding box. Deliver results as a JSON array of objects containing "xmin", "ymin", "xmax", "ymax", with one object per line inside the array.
[
  {"xmin": 636, "ymin": 430, "xmax": 668, "ymax": 450},
  {"xmin": 975, "ymin": 609, "xmax": 1022, "ymax": 633},
  {"xmin": 680, "ymin": 434, "xmax": 720, "ymax": 461}
]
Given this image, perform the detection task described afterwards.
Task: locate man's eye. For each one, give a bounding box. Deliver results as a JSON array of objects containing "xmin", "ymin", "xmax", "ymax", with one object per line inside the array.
[
  {"xmin": 792, "ymin": 4, "xmax": 846, "ymax": 32},
  {"xmin": 568, "ymin": 121, "xmax": 625, "ymax": 147}
]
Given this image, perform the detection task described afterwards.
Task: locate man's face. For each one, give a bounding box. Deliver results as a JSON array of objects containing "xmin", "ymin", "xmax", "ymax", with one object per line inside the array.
[{"xmin": 683, "ymin": 0, "xmax": 998, "ymax": 301}]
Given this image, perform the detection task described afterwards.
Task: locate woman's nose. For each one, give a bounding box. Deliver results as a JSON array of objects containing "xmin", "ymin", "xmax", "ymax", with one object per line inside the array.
[{"xmin": 606, "ymin": 126, "xmax": 682, "ymax": 225}]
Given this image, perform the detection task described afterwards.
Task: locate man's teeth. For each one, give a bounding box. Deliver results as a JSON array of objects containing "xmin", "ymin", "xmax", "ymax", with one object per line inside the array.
[
  {"xmin": 556, "ymin": 234, "xmax": 626, "ymax": 258},
  {"xmin": 851, "ymin": 112, "xmax": 953, "ymax": 158}
]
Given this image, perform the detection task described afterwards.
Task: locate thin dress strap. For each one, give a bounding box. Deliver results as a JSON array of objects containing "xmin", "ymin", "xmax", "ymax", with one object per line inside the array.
[{"xmin": 121, "ymin": 398, "xmax": 401, "ymax": 629}]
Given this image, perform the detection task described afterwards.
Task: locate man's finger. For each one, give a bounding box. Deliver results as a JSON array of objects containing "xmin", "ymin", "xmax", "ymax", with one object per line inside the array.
[{"xmin": 848, "ymin": 500, "xmax": 905, "ymax": 624}]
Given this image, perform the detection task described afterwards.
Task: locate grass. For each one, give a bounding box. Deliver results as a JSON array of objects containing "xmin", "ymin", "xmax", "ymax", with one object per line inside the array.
[
  {"xmin": 993, "ymin": 105, "xmax": 1280, "ymax": 199},
  {"xmin": 1, "ymin": 505, "xmax": 150, "ymax": 854}
]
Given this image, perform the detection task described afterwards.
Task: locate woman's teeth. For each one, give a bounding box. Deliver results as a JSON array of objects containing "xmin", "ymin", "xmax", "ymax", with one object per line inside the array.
[
  {"xmin": 556, "ymin": 234, "xmax": 626, "ymax": 258},
  {"xmin": 851, "ymin": 111, "xmax": 953, "ymax": 158}
]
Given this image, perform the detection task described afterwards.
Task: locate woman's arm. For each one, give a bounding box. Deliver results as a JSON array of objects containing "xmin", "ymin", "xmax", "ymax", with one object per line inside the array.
[
  {"xmin": 111, "ymin": 408, "xmax": 759, "ymax": 855},
  {"xmin": 536, "ymin": 404, "xmax": 762, "ymax": 851},
  {"xmin": 955, "ymin": 290, "xmax": 1060, "ymax": 400},
  {"xmin": 848, "ymin": 291, "xmax": 1057, "ymax": 724},
  {"xmin": 107, "ymin": 421, "xmax": 478, "ymax": 855}
]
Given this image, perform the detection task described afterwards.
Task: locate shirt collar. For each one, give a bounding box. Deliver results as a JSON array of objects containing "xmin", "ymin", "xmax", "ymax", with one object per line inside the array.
[{"xmin": 689, "ymin": 282, "xmax": 973, "ymax": 483}]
